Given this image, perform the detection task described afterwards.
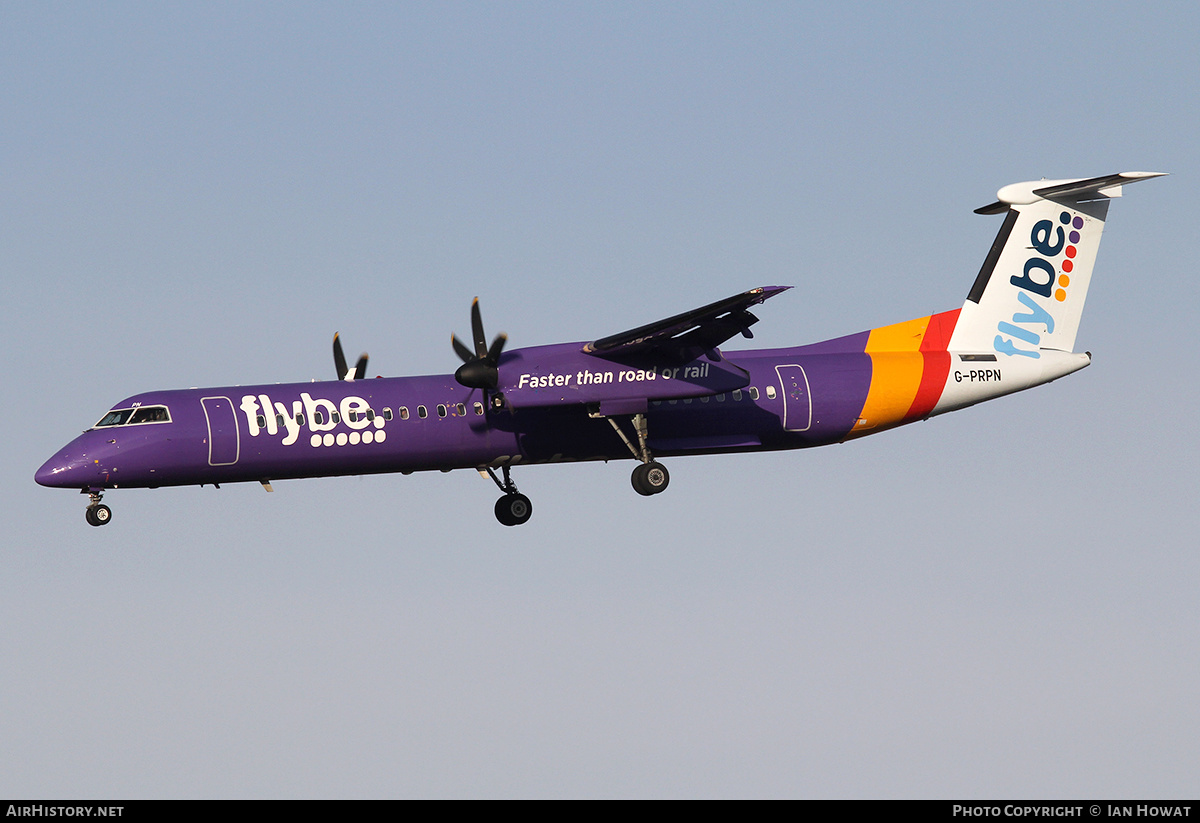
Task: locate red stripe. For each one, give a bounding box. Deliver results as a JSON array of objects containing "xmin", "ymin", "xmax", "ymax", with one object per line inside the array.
[
  {"xmin": 920, "ymin": 308, "xmax": 961, "ymax": 352},
  {"xmin": 906, "ymin": 309, "xmax": 960, "ymax": 419},
  {"xmin": 908, "ymin": 351, "xmax": 951, "ymax": 418}
]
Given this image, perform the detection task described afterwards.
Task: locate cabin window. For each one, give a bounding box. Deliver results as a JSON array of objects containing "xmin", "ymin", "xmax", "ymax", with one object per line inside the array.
[
  {"xmin": 398, "ymin": 406, "xmax": 409, "ymax": 420},
  {"xmin": 418, "ymin": 405, "xmax": 428, "ymax": 419},
  {"xmin": 732, "ymin": 389, "xmax": 742, "ymax": 401},
  {"xmin": 314, "ymin": 411, "xmax": 326, "ymax": 425},
  {"xmin": 348, "ymin": 411, "xmax": 358, "ymax": 423},
  {"xmin": 683, "ymin": 398, "xmax": 692, "ymax": 405},
  {"xmin": 366, "ymin": 409, "xmax": 375, "ymax": 421},
  {"xmin": 473, "ymin": 402, "xmax": 484, "ymax": 416},
  {"xmin": 382, "ymin": 408, "xmax": 393, "ymax": 421},
  {"xmin": 715, "ymin": 394, "xmax": 725, "ymax": 402},
  {"xmin": 700, "ymin": 396, "xmax": 709, "ymax": 403},
  {"xmin": 455, "ymin": 403, "xmax": 466, "ymax": 416},
  {"xmin": 331, "ymin": 412, "xmax": 341, "ymax": 424},
  {"xmin": 748, "ymin": 387, "xmax": 759, "ymax": 400},
  {"xmin": 275, "ymin": 414, "xmax": 285, "ymax": 429},
  {"xmin": 668, "ymin": 400, "xmax": 677, "ymax": 405},
  {"xmin": 129, "ymin": 406, "xmax": 171, "ymax": 425},
  {"xmin": 256, "ymin": 415, "xmax": 266, "ymax": 428},
  {"xmin": 437, "ymin": 404, "xmax": 447, "ymax": 418},
  {"xmin": 765, "ymin": 386, "xmax": 777, "ymax": 400},
  {"xmin": 295, "ymin": 413, "xmax": 305, "ymax": 426}
]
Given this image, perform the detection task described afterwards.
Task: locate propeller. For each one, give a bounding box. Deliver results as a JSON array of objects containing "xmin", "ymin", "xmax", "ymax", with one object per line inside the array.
[
  {"xmin": 333, "ymin": 333, "xmax": 369, "ymax": 381},
  {"xmin": 452, "ymin": 298, "xmax": 507, "ymax": 390}
]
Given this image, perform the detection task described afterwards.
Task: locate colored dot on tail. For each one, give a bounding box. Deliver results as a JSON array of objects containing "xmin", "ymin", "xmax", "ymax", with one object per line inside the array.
[
  {"xmin": 1060, "ymin": 211, "xmax": 1071, "ymax": 223},
  {"xmin": 1055, "ymin": 289, "xmax": 1067, "ymax": 302},
  {"xmin": 1065, "ymin": 245, "xmax": 1077, "ymax": 258},
  {"xmin": 1062, "ymin": 259, "xmax": 1074, "ymax": 272},
  {"xmin": 1073, "ymin": 216, "xmax": 1084, "ymax": 229},
  {"xmin": 1069, "ymin": 230, "xmax": 1080, "ymax": 243},
  {"xmin": 1059, "ymin": 274, "xmax": 1070, "ymax": 287}
]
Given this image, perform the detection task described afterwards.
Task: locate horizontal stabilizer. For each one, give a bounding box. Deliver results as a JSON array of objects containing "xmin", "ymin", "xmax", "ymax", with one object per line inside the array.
[
  {"xmin": 1033, "ymin": 171, "xmax": 1166, "ymax": 199},
  {"xmin": 975, "ymin": 171, "xmax": 1166, "ymax": 214}
]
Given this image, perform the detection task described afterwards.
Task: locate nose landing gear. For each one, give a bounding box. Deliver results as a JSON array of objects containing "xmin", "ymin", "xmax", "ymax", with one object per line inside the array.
[{"xmin": 83, "ymin": 489, "xmax": 112, "ymax": 527}]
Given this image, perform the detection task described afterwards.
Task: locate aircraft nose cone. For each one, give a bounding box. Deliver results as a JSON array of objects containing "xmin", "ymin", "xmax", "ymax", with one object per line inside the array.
[
  {"xmin": 35, "ymin": 441, "xmax": 106, "ymax": 489},
  {"xmin": 36, "ymin": 456, "xmax": 68, "ymax": 487},
  {"xmin": 35, "ymin": 452, "xmax": 84, "ymax": 487}
]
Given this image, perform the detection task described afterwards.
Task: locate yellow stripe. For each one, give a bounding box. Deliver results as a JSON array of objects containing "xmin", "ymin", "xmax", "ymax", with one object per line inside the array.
[{"xmin": 852, "ymin": 316, "xmax": 930, "ymax": 434}]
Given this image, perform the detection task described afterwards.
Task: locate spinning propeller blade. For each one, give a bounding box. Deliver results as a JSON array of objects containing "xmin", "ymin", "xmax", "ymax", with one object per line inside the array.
[
  {"xmin": 333, "ymin": 333, "xmax": 369, "ymax": 381},
  {"xmin": 452, "ymin": 298, "xmax": 507, "ymax": 390}
]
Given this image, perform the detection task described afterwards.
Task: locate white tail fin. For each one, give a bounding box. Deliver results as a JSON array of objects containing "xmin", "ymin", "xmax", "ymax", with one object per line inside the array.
[{"xmin": 947, "ymin": 171, "xmax": 1165, "ymax": 357}]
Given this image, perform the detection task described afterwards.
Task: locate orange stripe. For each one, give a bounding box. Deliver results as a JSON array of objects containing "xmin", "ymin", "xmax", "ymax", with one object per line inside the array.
[
  {"xmin": 857, "ymin": 352, "xmax": 926, "ymax": 431},
  {"xmin": 856, "ymin": 316, "xmax": 931, "ymax": 431},
  {"xmin": 864, "ymin": 315, "xmax": 930, "ymax": 354}
]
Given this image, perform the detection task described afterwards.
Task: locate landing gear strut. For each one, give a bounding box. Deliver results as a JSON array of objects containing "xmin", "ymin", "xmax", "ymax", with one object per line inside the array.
[
  {"xmin": 603, "ymin": 412, "xmax": 671, "ymax": 497},
  {"xmin": 483, "ymin": 464, "xmax": 533, "ymax": 526},
  {"xmin": 83, "ymin": 489, "xmax": 112, "ymax": 527}
]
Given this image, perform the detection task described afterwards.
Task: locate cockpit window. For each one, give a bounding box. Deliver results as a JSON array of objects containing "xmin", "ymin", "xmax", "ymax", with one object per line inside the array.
[
  {"xmin": 95, "ymin": 409, "xmax": 134, "ymax": 427},
  {"xmin": 94, "ymin": 405, "xmax": 171, "ymax": 428},
  {"xmin": 130, "ymin": 406, "xmax": 171, "ymax": 424}
]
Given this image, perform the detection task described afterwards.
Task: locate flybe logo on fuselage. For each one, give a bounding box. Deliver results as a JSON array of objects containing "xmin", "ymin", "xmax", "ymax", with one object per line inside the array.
[
  {"xmin": 994, "ymin": 210, "xmax": 1084, "ymax": 359},
  {"xmin": 239, "ymin": 392, "xmax": 387, "ymax": 448}
]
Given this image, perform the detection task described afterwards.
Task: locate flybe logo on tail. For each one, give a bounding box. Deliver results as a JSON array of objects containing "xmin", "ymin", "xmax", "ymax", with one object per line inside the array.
[{"xmin": 995, "ymin": 210, "xmax": 1083, "ymax": 359}]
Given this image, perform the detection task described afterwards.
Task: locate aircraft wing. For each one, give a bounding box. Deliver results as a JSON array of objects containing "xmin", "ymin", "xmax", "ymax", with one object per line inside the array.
[{"xmin": 583, "ymin": 285, "xmax": 791, "ymax": 364}]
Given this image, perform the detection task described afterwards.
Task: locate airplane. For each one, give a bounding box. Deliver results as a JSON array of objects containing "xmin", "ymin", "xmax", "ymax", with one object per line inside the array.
[{"xmin": 36, "ymin": 171, "xmax": 1164, "ymax": 527}]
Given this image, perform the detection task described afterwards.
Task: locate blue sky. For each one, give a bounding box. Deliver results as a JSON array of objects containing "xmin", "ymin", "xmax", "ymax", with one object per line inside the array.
[{"xmin": 3, "ymin": 1, "xmax": 1198, "ymax": 797}]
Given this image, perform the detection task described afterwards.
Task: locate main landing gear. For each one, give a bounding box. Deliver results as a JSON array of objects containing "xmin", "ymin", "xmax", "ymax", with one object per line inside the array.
[
  {"xmin": 480, "ymin": 411, "xmax": 670, "ymax": 525},
  {"xmin": 631, "ymin": 461, "xmax": 670, "ymax": 496},
  {"xmin": 602, "ymin": 412, "xmax": 671, "ymax": 497},
  {"xmin": 83, "ymin": 489, "xmax": 112, "ymax": 527},
  {"xmin": 483, "ymin": 464, "xmax": 533, "ymax": 527}
]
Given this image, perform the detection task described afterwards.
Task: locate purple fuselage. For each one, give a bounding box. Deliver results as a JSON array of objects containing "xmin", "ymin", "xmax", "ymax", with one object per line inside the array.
[{"xmin": 35, "ymin": 337, "xmax": 874, "ymax": 493}]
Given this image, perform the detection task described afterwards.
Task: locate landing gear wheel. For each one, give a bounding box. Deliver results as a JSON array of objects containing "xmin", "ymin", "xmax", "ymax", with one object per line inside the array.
[
  {"xmin": 85, "ymin": 504, "xmax": 112, "ymax": 527},
  {"xmin": 632, "ymin": 461, "xmax": 670, "ymax": 496},
  {"xmin": 495, "ymin": 493, "xmax": 533, "ymax": 526}
]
